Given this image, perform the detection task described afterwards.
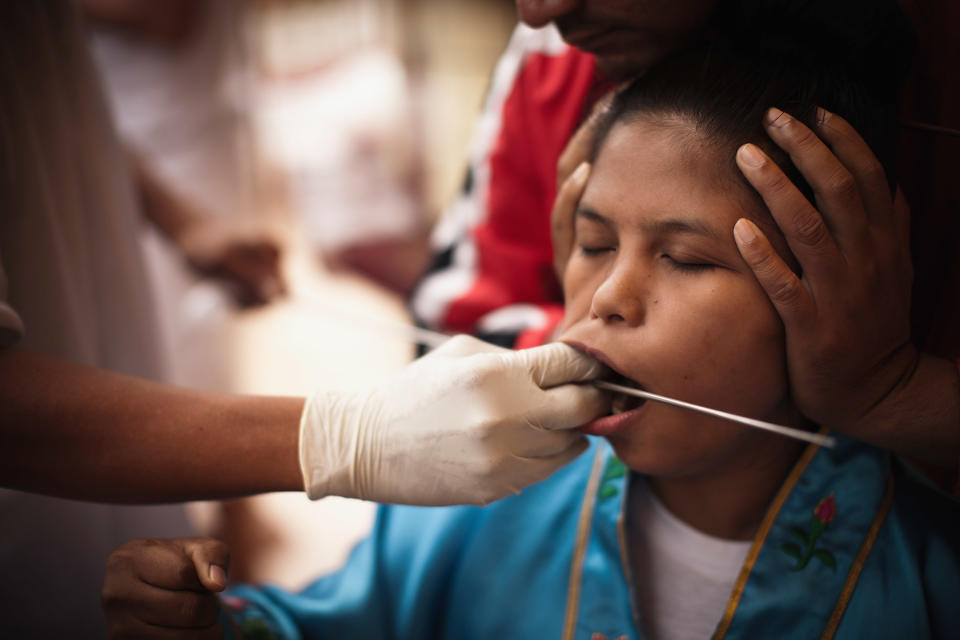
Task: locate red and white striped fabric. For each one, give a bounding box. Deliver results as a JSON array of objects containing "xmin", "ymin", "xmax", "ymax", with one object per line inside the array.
[{"xmin": 410, "ymin": 24, "xmax": 601, "ymax": 350}]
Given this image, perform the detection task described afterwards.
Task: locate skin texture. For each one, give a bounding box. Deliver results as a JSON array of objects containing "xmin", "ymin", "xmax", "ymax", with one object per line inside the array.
[
  {"xmin": 559, "ymin": 117, "xmax": 805, "ymax": 539},
  {"xmin": 0, "ymin": 350, "xmax": 304, "ymax": 503},
  {"xmin": 515, "ymin": 0, "xmax": 717, "ymax": 79}
]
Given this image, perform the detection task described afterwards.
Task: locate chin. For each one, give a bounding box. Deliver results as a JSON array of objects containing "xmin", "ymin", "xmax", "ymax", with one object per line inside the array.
[{"xmin": 595, "ymin": 51, "xmax": 658, "ymax": 80}]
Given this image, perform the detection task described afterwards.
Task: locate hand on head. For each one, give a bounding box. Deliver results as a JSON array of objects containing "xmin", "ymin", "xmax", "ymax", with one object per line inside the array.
[
  {"xmin": 102, "ymin": 537, "xmax": 231, "ymax": 639},
  {"xmin": 732, "ymin": 107, "xmax": 917, "ymax": 437}
]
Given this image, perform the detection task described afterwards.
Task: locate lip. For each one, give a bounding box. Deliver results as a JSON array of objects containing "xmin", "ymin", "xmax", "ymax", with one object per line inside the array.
[
  {"xmin": 562, "ymin": 340, "xmax": 650, "ymax": 436},
  {"xmin": 580, "ymin": 403, "xmax": 647, "ymax": 436}
]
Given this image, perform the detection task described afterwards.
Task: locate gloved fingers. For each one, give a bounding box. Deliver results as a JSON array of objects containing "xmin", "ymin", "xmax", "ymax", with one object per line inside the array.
[
  {"xmin": 516, "ymin": 342, "xmax": 608, "ymax": 388},
  {"xmin": 514, "ymin": 425, "xmax": 584, "ymax": 458},
  {"xmin": 429, "ymin": 333, "xmax": 509, "ymax": 359},
  {"xmin": 526, "ymin": 382, "xmax": 611, "ymax": 430},
  {"xmin": 514, "ymin": 437, "xmax": 590, "ymax": 477}
]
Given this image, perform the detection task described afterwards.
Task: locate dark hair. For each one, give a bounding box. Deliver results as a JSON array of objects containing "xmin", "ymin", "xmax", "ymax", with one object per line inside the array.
[{"xmin": 591, "ymin": 0, "xmax": 915, "ymax": 203}]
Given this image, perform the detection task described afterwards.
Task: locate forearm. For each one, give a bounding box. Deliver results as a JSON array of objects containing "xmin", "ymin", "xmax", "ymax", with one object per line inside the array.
[
  {"xmin": 0, "ymin": 349, "xmax": 303, "ymax": 503},
  {"xmin": 129, "ymin": 150, "xmax": 202, "ymax": 245},
  {"xmin": 851, "ymin": 353, "xmax": 960, "ymax": 467}
]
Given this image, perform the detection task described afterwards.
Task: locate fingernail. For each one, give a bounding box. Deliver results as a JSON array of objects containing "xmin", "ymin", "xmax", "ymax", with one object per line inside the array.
[
  {"xmin": 573, "ymin": 161, "xmax": 591, "ymax": 181},
  {"xmin": 208, "ymin": 564, "xmax": 226, "ymax": 589},
  {"xmin": 734, "ymin": 218, "xmax": 757, "ymax": 245},
  {"xmin": 737, "ymin": 144, "xmax": 765, "ymax": 167},
  {"xmin": 765, "ymin": 107, "xmax": 788, "ymax": 127},
  {"xmin": 815, "ymin": 107, "xmax": 832, "ymax": 127}
]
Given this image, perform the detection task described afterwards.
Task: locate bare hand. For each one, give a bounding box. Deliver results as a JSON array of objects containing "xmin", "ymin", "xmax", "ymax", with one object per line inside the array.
[
  {"xmin": 552, "ymin": 88, "xmax": 618, "ymax": 278},
  {"xmin": 177, "ymin": 220, "xmax": 286, "ymax": 307},
  {"xmin": 733, "ymin": 107, "xmax": 917, "ymax": 437},
  {"xmin": 102, "ymin": 537, "xmax": 230, "ymax": 639}
]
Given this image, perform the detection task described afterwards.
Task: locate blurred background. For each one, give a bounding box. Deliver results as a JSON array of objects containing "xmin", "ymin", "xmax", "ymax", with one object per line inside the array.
[{"xmin": 82, "ymin": 0, "xmax": 516, "ymax": 589}]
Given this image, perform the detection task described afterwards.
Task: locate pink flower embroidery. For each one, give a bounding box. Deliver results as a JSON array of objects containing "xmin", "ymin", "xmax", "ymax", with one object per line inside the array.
[
  {"xmin": 814, "ymin": 494, "xmax": 836, "ymax": 524},
  {"xmin": 221, "ymin": 596, "xmax": 248, "ymax": 612},
  {"xmin": 781, "ymin": 493, "xmax": 838, "ymax": 571}
]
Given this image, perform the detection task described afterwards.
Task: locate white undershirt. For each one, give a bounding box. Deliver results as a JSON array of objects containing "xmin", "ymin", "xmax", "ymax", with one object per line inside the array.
[{"xmin": 628, "ymin": 477, "xmax": 752, "ymax": 640}]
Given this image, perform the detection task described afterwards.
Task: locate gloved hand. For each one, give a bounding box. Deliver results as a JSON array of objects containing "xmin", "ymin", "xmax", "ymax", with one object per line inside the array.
[{"xmin": 299, "ymin": 335, "xmax": 609, "ymax": 506}]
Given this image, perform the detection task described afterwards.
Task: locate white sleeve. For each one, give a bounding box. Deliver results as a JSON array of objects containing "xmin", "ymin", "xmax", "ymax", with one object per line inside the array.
[{"xmin": 0, "ymin": 254, "xmax": 24, "ymax": 349}]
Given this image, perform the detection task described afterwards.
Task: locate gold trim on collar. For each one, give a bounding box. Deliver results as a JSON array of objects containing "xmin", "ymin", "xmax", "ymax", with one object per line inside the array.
[
  {"xmin": 562, "ymin": 447, "xmax": 607, "ymax": 640},
  {"xmin": 820, "ymin": 473, "xmax": 895, "ymax": 639},
  {"xmin": 712, "ymin": 431, "xmax": 826, "ymax": 639}
]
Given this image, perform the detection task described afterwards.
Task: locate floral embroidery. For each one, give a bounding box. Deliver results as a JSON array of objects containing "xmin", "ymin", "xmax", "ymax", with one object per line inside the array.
[
  {"xmin": 598, "ymin": 456, "xmax": 627, "ymax": 501},
  {"xmin": 780, "ymin": 494, "xmax": 837, "ymax": 571},
  {"xmin": 221, "ymin": 596, "xmax": 248, "ymax": 612}
]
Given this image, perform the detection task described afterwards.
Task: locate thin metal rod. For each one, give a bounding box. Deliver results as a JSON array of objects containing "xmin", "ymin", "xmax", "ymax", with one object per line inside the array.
[
  {"xmin": 297, "ymin": 297, "xmax": 833, "ymax": 448},
  {"xmin": 594, "ymin": 380, "xmax": 835, "ymax": 448}
]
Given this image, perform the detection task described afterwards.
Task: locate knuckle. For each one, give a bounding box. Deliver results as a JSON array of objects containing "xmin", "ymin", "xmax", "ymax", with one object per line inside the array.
[
  {"xmin": 769, "ymin": 276, "xmax": 805, "ymax": 308},
  {"xmin": 175, "ymin": 559, "xmax": 198, "ymax": 585},
  {"xmin": 789, "ymin": 122, "xmax": 820, "ymax": 149},
  {"xmin": 861, "ymin": 157, "xmax": 887, "ymax": 186},
  {"xmin": 761, "ymin": 170, "xmax": 796, "ymax": 199},
  {"xmin": 791, "ymin": 210, "xmax": 830, "ymax": 248},
  {"xmin": 178, "ymin": 594, "xmax": 205, "ymax": 623},
  {"xmin": 827, "ymin": 171, "xmax": 858, "ymax": 200}
]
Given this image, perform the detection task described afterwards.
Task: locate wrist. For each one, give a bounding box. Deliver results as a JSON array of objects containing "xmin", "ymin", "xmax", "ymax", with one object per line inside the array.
[
  {"xmin": 852, "ymin": 351, "xmax": 960, "ymax": 465},
  {"xmin": 299, "ymin": 390, "xmax": 373, "ymax": 500}
]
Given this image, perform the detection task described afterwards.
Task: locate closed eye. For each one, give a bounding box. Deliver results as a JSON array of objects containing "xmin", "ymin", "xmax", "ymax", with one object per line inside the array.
[
  {"xmin": 579, "ymin": 244, "xmax": 615, "ymax": 257},
  {"xmin": 661, "ymin": 254, "xmax": 716, "ymax": 272}
]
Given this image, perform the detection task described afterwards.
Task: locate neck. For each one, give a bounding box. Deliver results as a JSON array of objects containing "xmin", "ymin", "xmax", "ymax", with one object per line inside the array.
[{"xmin": 646, "ymin": 434, "xmax": 807, "ymax": 541}]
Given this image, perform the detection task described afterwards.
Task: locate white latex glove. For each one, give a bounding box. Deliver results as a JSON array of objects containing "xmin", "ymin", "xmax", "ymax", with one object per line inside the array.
[{"xmin": 299, "ymin": 335, "xmax": 609, "ymax": 505}]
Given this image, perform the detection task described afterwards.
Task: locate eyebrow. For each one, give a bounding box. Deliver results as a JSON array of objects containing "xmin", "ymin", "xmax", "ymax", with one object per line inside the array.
[{"xmin": 575, "ymin": 207, "xmax": 723, "ymax": 241}]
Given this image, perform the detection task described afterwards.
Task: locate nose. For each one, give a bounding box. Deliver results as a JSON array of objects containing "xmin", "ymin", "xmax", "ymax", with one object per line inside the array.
[
  {"xmin": 515, "ymin": 0, "xmax": 581, "ymax": 28},
  {"xmin": 589, "ymin": 259, "xmax": 648, "ymax": 326}
]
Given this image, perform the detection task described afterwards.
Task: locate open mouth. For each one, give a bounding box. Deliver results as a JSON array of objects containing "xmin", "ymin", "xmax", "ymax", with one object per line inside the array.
[{"xmin": 603, "ymin": 370, "xmax": 648, "ymax": 415}]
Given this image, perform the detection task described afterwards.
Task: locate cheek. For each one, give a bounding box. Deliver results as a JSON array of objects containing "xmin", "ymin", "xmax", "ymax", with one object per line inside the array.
[
  {"xmin": 559, "ymin": 259, "xmax": 597, "ymax": 331},
  {"xmin": 658, "ymin": 285, "xmax": 788, "ymax": 415}
]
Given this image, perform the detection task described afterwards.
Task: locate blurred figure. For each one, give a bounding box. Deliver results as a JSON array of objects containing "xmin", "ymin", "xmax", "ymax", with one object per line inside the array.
[
  {"xmin": 0, "ymin": 3, "xmax": 196, "ymax": 636},
  {"xmin": 253, "ymin": 0, "xmax": 432, "ymax": 296},
  {"xmin": 82, "ymin": 0, "xmax": 284, "ymax": 387},
  {"xmin": 80, "ymin": 0, "xmax": 290, "ymax": 583}
]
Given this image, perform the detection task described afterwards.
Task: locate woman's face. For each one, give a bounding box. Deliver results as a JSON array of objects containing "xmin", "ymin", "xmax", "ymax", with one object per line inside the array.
[{"xmin": 559, "ymin": 118, "xmax": 798, "ymax": 477}]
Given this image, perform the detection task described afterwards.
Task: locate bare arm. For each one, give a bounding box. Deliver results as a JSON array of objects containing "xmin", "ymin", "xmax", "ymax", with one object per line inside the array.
[
  {"xmin": 129, "ymin": 151, "xmax": 285, "ymax": 306},
  {"xmin": 0, "ymin": 349, "xmax": 303, "ymax": 503}
]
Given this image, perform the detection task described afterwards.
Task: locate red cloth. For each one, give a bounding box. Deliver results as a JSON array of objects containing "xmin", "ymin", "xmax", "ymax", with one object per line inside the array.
[{"xmin": 410, "ymin": 26, "xmax": 597, "ymax": 346}]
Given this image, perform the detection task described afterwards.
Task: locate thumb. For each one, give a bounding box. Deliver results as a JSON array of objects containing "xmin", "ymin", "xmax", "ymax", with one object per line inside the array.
[
  {"xmin": 179, "ymin": 538, "xmax": 230, "ymax": 592},
  {"xmin": 516, "ymin": 342, "xmax": 607, "ymax": 388}
]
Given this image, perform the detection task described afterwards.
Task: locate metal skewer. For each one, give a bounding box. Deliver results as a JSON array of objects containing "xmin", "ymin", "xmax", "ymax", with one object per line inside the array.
[
  {"xmin": 296, "ymin": 296, "xmax": 834, "ymax": 448},
  {"xmin": 593, "ymin": 380, "xmax": 834, "ymax": 448}
]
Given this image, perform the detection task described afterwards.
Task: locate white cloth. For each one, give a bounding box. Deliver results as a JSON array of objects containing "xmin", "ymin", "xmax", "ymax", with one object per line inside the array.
[
  {"xmin": 0, "ymin": 3, "xmax": 190, "ymax": 636},
  {"xmin": 628, "ymin": 477, "xmax": 751, "ymax": 640},
  {"xmin": 88, "ymin": 0, "xmax": 254, "ymax": 223},
  {"xmin": 87, "ymin": 0, "xmax": 257, "ymax": 392}
]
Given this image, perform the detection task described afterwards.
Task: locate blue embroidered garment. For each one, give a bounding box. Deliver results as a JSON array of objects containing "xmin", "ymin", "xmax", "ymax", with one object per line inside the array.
[{"xmin": 223, "ymin": 435, "xmax": 960, "ymax": 639}]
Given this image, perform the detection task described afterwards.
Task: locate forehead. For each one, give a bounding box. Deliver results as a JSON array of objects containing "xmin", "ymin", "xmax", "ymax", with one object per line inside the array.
[{"xmin": 584, "ymin": 118, "xmax": 753, "ymax": 228}]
